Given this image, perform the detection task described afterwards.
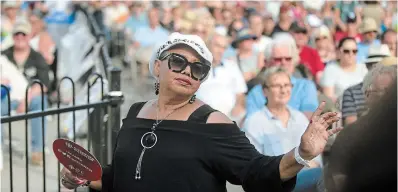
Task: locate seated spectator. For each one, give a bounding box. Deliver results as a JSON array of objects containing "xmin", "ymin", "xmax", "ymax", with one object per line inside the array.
[
  {"xmin": 381, "ymin": 29, "xmax": 397, "ymax": 57},
  {"xmin": 262, "ymin": 12, "xmax": 274, "ymax": 37},
  {"xmin": 230, "ymin": 28, "xmax": 264, "ymax": 82},
  {"xmin": 361, "ymin": 1, "xmax": 384, "ymax": 30},
  {"xmin": 196, "ymin": 34, "xmax": 247, "ymax": 124},
  {"xmin": 246, "ymin": 35, "xmax": 318, "ymax": 119},
  {"xmin": 1, "ymin": 1, "xmax": 20, "ymax": 41},
  {"xmin": 0, "ymin": 22, "xmax": 49, "ymax": 166},
  {"xmin": 1, "ymin": 1, "xmax": 24, "ymax": 50},
  {"xmin": 271, "ymin": 4, "xmax": 294, "ymax": 36},
  {"xmin": 124, "ymin": 2, "xmax": 148, "ymax": 35},
  {"xmin": 290, "ymin": 23, "xmax": 324, "ymax": 83},
  {"xmin": 357, "ymin": 18, "xmax": 381, "ymax": 64},
  {"xmin": 130, "ymin": 8, "xmax": 169, "ymax": 76},
  {"xmin": 28, "ymin": 11, "xmax": 56, "ymax": 65},
  {"xmin": 248, "ymin": 12, "xmax": 272, "ymax": 53},
  {"xmin": 320, "ymin": 37, "xmax": 368, "ymax": 102},
  {"xmin": 341, "ymin": 44, "xmax": 391, "ymax": 126},
  {"xmin": 243, "ymin": 66, "xmax": 322, "ymax": 191},
  {"xmin": 312, "ymin": 25, "xmax": 336, "ymax": 65},
  {"xmin": 334, "ymin": 12, "xmax": 362, "ymax": 44},
  {"xmin": 362, "ymin": 64, "xmax": 397, "ymax": 108}
]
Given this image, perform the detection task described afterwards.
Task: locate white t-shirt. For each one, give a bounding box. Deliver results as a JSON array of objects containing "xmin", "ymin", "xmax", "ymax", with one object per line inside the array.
[
  {"xmin": 196, "ymin": 59, "xmax": 247, "ymax": 116},
  {"xmin": 320, "ymin": 62, "xmax": 368, "ymax": 97},
  {"xmin": 254, "ymin": 35, "xmax": 272, "ymax": 53},
  {"xmin": 0, "ymin": 55, "xmax": 29, "ymax": 101}
]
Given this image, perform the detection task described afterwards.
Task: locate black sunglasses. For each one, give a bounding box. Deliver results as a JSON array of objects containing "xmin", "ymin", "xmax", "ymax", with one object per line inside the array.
[
  {"xmin": 343, "ymin": 49, "xmax": 358, "ymax": 54},
  {"xmin": 159, "ymin": 53, "xmax": 210, "ymax": 81}
]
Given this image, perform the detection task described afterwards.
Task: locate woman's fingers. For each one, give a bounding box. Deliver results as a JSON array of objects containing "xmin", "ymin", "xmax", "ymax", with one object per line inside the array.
[
  {"xmin": 328, "ymin": 127, "xmax": 343, "ymax": 136},
  {"xmin": 325, "ymin": 116, "xmax": 340, "ymax": 125},
  {"xmin": 60, "ymin": 167, "xmax": 83, "ymax": 189},
  {"xmin": 311, "ymin": 102, "xmax": 326, "ymax": 119}
]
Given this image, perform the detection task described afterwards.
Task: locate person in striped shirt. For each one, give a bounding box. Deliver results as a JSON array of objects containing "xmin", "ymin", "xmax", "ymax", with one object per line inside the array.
[{"xmin": 341, "ymin": 45, "xmax": 393, "ymax": 126}]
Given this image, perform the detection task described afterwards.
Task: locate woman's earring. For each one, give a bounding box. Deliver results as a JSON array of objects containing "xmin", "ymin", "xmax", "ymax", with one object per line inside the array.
[
  {"xmin": 154, "ymin": 81, "xmax": 159, "ymax": 95},
  {"xmin": 189, "ymin": 95, "xmax": 196, "ymax": 104}
]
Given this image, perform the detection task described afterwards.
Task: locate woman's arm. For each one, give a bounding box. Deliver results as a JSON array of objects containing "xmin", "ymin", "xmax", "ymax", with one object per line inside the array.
[
  {"xmin": 89, "ymin": 180, "xmax": 102, "ymax": 191},
  {"xmin": 207, "ymin": 102, "xmax": 340, "ymax": 187},
  {"xmin": 322, "ymin": 86, "xmax": 336, "ymax": 102}
]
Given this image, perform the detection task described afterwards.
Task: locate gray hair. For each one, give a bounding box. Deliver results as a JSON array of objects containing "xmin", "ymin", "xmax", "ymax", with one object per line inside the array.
[
  {"xmin": 264, "ymin": 32, "xmax": 299, "ymax": 65},
  {"xmin": 259, "ymin": 66, "xmax": 291, "ymax": 88},
  {"xmin": 362, "ymin": 65, "xmax": 397, "ymax": 93}
]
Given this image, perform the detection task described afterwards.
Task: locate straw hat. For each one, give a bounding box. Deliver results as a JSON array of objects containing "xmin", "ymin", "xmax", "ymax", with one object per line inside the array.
[
  {"xmin": 360, "ymin": 17, "xmax": 379, "ymax": 34},
  {"xmin": 380, "ymin": 56, "xmax": 397, "ymax": 66}
]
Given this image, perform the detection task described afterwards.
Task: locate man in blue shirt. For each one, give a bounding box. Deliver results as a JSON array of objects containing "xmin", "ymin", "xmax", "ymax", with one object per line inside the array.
[
  {"xmin": 246, "ymin": 35, "xmax": 318, "ymax": 119},
  {"xmin": 130, "ymin": 8, "xmax": 169, "ymax": 76},
  {"xmin": 357, "ymin": 18, "xmax": 381, "ymax": 64},
  {"xmin": 124, "ymin": 2, "xmax": 148, "ymax": 35},
  {"xmin": 133, "ymin": 8, "xmax": 169, "ymax": 48}
]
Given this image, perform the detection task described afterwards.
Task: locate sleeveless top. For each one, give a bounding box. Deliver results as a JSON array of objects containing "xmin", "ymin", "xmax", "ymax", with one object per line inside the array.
[{"xmin": 98, "ymin": 102, "xmax": 296, "ymax": 192}]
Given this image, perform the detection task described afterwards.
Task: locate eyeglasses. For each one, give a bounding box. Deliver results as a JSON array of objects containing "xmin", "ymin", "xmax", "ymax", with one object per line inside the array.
[
  {"xmin": 364, "ymin": 31, "xmax": 378, "ymax": 35},
  {"xmin": 315, "ymin": 36, "xmax": 328, "ymax": 41},
  {"xmin": 342, "ymin": 49, "xmax": 358, "ymax": 54},
  {"xmin": 265, "ymin": 83, "xmax": 293, "ymax": 90},
  {"xmin": 159, "ymin": 53, "xmax": 210, "ymax": 81},
  {"xmin": 272, "ymin": 57, "xmax": 292, "ymax": 62}
]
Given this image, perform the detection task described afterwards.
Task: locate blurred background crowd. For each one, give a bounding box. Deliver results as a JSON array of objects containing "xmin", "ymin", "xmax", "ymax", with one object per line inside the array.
[{"xmin": 0, "ymin": 1, "xmax": 397, "ymax": 192}]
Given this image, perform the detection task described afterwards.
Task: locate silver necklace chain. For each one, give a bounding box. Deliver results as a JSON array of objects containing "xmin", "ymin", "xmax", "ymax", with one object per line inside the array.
[{"xmin": 135, "ymin": 101, "xmax": 188, "ymax": 180}]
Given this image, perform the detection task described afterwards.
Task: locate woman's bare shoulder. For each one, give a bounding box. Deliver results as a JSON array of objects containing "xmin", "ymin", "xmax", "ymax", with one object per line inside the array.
[{"xmin": 206, "ymin": 111, "xmax": 234, "ymax": 124}]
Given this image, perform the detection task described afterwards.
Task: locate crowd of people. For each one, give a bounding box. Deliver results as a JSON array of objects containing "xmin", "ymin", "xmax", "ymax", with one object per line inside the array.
[
  {"xmin": 99, "ymin": 1, "xmax": 396, "ymax": 191},
  {"xmin": 0, "ymin": 1, "xmax": 397, "ymax": 192}
]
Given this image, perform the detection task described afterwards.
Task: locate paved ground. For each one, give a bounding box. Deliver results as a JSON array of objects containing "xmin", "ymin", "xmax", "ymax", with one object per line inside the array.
[{"xmin": 1, "ymin": 58, "xmax": 243, "ymax": 192}]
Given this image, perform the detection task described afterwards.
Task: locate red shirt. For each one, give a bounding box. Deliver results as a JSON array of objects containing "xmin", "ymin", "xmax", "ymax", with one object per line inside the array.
[{"xmin": 299, "ymin": 46, "xmax": 325, "ymax": 76}]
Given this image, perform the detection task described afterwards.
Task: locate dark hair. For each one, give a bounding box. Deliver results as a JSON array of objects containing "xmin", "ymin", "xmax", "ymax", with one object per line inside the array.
[
  {"xmin": 325, "ymin": 80, "xmax": 397, "ymax": 192},
  {"xmin": 227, "ymin": 19, "xmax": 244, "ymax": 37},
  {"xmin": 337, "ymin": 37, "xmax": 356, "ymax": 49},
  {"xmin": 381, "ymin": 29, "xmax": 397, "ymax": 42}
]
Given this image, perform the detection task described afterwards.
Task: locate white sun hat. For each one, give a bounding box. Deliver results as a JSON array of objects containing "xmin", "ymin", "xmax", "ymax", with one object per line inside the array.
[
  {"xmin": 149, "ymin": 32, "xmax": 213, "ymax": 81},
  {"xmin": 365, "ymin": 44, "xmax": 391, "ymax": 64}
]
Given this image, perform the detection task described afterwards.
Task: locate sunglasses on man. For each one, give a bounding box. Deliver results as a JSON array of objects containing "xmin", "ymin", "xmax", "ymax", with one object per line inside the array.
[{"xmin": 159, "ymin": 53, "xmax": 210, "ymax": 81}]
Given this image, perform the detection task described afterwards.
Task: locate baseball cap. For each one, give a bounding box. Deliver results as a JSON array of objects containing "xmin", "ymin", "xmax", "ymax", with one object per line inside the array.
[
  {"xmin": 346, "ymin": 12, "xmax": 357, "ymax": 23},
  {"xmin": 149, "ymin": 32, "xmax": 213, "ymax": 81},
  {"xmin": 12, "ymin": 22, "xmax": 31, "ymax": 35},
  {"xmin": 290, "ymin": 23, "xmax": 307, "ymax": 33}
]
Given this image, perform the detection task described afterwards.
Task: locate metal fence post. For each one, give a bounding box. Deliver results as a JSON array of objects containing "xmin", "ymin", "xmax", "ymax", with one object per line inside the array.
[{"xmin": 107, "ymin": 67, "xmax": 123, "ymax": 163}]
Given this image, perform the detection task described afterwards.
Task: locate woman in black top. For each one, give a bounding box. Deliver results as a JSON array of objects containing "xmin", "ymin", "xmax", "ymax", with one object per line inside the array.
[{"xmin": 60, "ymin": 32, "xmax": 341, "ymax": 192}]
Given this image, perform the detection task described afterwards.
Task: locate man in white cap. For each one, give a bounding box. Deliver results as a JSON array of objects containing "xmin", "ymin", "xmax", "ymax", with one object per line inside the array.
[{"xmin": 1, "ymin": 22, "xmax": 50, "ymax": 165}]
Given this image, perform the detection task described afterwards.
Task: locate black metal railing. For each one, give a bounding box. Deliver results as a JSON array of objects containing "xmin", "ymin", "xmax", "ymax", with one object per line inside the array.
[{"xmin": 1, "ymin": 68, "xmax": 124, "ymax": 192}]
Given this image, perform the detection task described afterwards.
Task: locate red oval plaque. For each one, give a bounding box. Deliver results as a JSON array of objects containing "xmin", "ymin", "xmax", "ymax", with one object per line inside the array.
[{"xmin": 53, "ymin": 139, "xmax": 102, "ymax": 181}]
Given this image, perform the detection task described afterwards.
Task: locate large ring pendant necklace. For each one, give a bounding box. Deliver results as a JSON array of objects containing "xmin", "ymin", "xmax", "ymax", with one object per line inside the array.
[
  {"xmin": 135, "ymin": 123, "xmax": 159, "ymax": 180},
  {"xmin": 134, "ymin": 102, "xmax": 188, "ymax": 180}
]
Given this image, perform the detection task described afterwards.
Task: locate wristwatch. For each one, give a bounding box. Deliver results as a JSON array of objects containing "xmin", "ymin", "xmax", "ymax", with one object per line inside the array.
[
  {"xmin": 82, "ymin": 181, "xmax": 91, "ymax": 187},
  {"xmin": 294, "ymin": 147, "xmax": 311, "ymax": 167}
]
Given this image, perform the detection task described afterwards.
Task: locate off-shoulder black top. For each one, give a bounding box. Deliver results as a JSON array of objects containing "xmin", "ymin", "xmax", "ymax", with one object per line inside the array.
[{"xmin": 99, "ymin": 102, "xmax": 296, "ymax": 192}]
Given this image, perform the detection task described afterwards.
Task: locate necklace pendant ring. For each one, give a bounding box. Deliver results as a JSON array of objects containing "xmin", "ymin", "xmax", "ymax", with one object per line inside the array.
[{"xmin": 141, "ymin": 132, "xmax": 158, "ymax": 149}]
